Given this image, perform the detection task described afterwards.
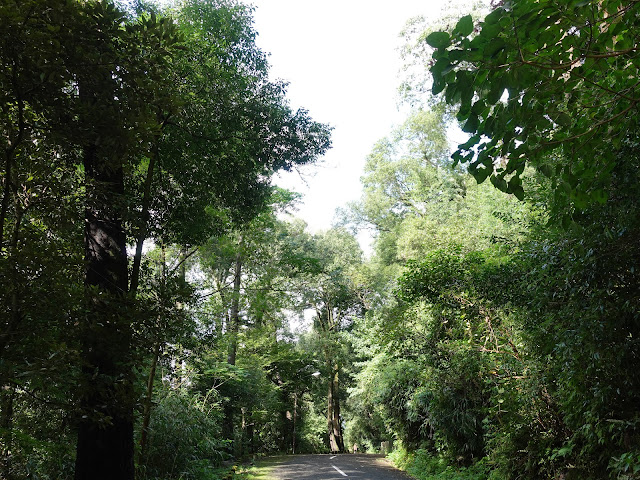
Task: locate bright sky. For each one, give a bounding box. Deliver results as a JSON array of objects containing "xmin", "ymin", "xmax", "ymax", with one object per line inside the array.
[{"xmin": 249, "ymin": 0, "xmax": 450, "ymax": 234}]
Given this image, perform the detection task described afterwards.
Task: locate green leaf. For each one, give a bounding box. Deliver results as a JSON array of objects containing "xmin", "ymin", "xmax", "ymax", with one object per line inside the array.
[
  {"xmin": 555, "ymin": 112, "xmax": 572, "ymax": 127},
  {"xmin": 509, "ymin": 180, "xmax": 525, "ymax": 200},
  {"xmin": 459, "ymin": 135, "xmax": 480, "ymax": 150},
  {"xmin": 486, "ymin": 79, "xmax": 505, "ymax": 104},
  {"xmin": 432, "ymin": 78, "xmax": 446, "ymax": 95},
  {"xmin": 426, "ymin": 31, "xmax": 451, "ymax": 49},
  {"xmin": 490, "ymin": 174, "xmax": 508, "ymax": 192},
  {"xmin": 484, "ymin": 38, "xmax": 506, "ymax": 59},
  {"xmin": 431, "ymin": 58, "xmax": 451, "ymax": 77},
  {"xmin": 592, "ymin": 189, "xmax": 608, "ymax": 204},
  {"xmin": 462, "ymin": 114, "xmax": 479, "ymax": 133},
  {"xmin": 454, "ymin": 15, "xmax": 474, "ymax": 37},
  {"xmin": 484, "ymin": 8, "xmax": 503, "ymax": 26},
  {"xmin": 538, "ymin": 164, "xmax": 553, "ymax": 178}
]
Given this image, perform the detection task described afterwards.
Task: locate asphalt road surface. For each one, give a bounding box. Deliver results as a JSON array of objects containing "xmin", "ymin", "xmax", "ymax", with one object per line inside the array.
[{"xmin": 269, "ymin": 454, "xmax": 413, "ymax": 480}]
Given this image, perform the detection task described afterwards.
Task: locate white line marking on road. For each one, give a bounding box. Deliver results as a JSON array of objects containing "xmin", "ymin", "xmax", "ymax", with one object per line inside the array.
[
  {"xmin": 332, "ymin": 464, "xmax": 348, "ymax": 477},
  {"xmin": 330, "ymin": 455, "xmax": 337, "ymax": 459}
]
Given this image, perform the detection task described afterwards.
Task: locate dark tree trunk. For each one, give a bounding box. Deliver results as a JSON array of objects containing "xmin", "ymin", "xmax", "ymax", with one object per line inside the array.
[
  {"xmin": 0, "ymin": 150, "xmax": 14, "ymax": 251},
  {"xmin": 0, "ymin": 384, "xmax": 15, "ymax": 480},
  {"xmin": 74, "ymin": 143, "xmax": 134, "ymax": 480},
  {"xmin": 0, "ymin": 79, "xmax": 25, "ymax": 252},
  {"xmin": 0, "ymin": 202, "xmax": 24, "ymax": 362},
  {"xmin": 227, "ymin": 249, "xmax": 243, "ymax": 366}
]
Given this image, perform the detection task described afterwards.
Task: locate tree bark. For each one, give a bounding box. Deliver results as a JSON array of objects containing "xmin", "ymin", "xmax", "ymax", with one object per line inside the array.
[
  {"xmin": 292, "ymin": 392, "xmax": 297, "ymax": 454},
  {"xmin": 130, "ymin": 122, "xmax": 169, "ymax": 295},
  {"xmin": 227, "ymin": 246, "xmax": 243, "ymax": 366},
  {"xmin": 0, "ymin": 202, "xmax": 24, "ymax": 361},
  {"xmin": 74, "ymin": 140, "xmax": 134, "ymax": 480},
  {"xmin": 0, "ymin": 150, "xmax": 14, "ymax": 252},
  {"xmin": 327, "ymin": 363, "xmax": 344, "ymax": 453},
  {"xmin": 129, "ymin": 143, "xmax": 157, "ymax": 296},
  {"xmin": 139, "ymin": 244, "xmax": 166, "ymax": 465},
  {"xmin": 223, "ymin": 247, "xmax": 243, "ymax": 446},
  {"xmin": 0, "ymin": 75, "xmax": 25, "ymax": 252},
  {"xmin": 138, "ymin": 340, "xmax": 161, "ymax": 465},
  {"xmin": 319, "ymin": 306, "xmax": 344, "ymax": 454},
  {"xmin": 0, "ymin": 384, "xmax": 15, "ymax": 480}
]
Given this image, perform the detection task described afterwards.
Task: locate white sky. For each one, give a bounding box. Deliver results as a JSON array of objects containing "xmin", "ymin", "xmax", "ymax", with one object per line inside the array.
[{"xmin": 249, "ymin": 0, "xmax": 450, "ymax": 234}]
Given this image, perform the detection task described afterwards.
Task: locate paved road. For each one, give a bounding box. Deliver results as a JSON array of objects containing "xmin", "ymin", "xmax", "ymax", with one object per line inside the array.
[{"xmin": 269, "ymin": 454, "xmax": 413, "ymax": 480}]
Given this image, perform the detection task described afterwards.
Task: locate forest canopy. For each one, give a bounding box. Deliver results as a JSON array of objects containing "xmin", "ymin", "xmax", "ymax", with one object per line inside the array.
[{"xmin": 1, "ymin": 1, "xmax": 639, "ymax": 480}]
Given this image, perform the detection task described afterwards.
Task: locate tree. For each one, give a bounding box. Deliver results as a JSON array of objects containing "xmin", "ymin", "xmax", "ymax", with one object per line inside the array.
[
  {"xmin": 299, "ymin": 229, "xmax": 363, "ymax": 453},
  {"xmin": 1, "ymin": 0, "xmax": 331, "ymax": 477},
  {"xmin": 147, "ymin": 0, "xmax": 332, "ymax": 248},
  {"xmin": 73, "ymin": 4, "xmax": 181, "ymax": 478},
  {"xmin": 427, "ymin": 0, "xmax": 640, "ymax": 215},
  {"xmin": 345, "ymin": 108, "xmax": 532, "ymax": 267}
]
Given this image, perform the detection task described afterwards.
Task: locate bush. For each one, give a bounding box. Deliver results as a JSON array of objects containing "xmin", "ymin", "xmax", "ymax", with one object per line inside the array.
[
  {"xmin": 389, "ymin": 446, "xmax": 490, "ymax": 480},
  {"xmin": 139, "ymin": 387, "xmax": 229, "ymax": 480}
]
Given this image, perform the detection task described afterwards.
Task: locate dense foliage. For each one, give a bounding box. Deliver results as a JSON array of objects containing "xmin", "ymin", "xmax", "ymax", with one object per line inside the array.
[
  {"xmin": 0, "ymin": 0, "xmax": 331, "ymax": 478},
  {"xmin": 344, "ymin": 1, "xmax": 640, "ymax": 479},
  {"xmin": 2, "ymin": 0, "xmax": 639, "ymax": 479}
]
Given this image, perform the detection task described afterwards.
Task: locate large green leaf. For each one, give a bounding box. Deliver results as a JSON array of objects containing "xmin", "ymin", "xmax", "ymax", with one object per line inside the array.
[
  {"xmin": 453, "ymin": 15, "xmax": 474, "ymax": 37},
  {"xmin": 426, "ymin": 31, "xmax": 451, "ymax": 49}
]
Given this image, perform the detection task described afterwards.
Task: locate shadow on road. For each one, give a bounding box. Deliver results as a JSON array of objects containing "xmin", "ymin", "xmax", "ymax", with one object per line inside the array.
[{"xmin": 269, "ymin": 454, "xmax": 412, "ymax": 480}]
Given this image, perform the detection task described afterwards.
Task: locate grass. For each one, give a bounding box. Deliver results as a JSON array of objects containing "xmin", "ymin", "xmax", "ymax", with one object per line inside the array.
[{"xmin": 225, "ymin": 456, "xmax": 282, "ymax": 480}]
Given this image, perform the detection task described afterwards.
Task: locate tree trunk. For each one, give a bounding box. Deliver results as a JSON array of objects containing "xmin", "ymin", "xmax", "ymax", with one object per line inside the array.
[
  {"xmin": 223, "ymin": 249, "xmax": 243, "ymax": 447},
  {"xmin": 0, "ymin": 384, "xmax": 15, "ymax": 480},
  {"xmin": 0, "ymin": 202, "xmax": 24, "ymax": 361},
  {"xmin": 327, "ymin": 363, "xmax": 344, "ymax": 453},
  {"xmin": 138, "ymin": 340, "xmax": 161, "ymax": 465},
  {"xmin": 74, "ymin": 141, "xmax": 134, "ymax": 480},
  {"xmin": 0, "ymin": 194, "xmax": 25, "ymax": 480},
  {"xmin": 0, "ymin": 81, "xmax": 25, "ymax": 251},
  {"xmin": 227, "ymin": 248, "xmax": 243, "ymax": 366},
  {"xmin": 292, "ymin": 392, "xmax": 297, "ymax": 454},
  {"xmin": 130, "ymin": 125, "xmax": 168, "ymax": 295},
  {"xmin": 0, "ymin": 150, "xmax": 14, "ymax": 252}
]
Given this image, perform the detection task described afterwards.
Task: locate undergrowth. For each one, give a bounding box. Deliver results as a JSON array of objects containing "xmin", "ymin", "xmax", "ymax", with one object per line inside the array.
[{"xmin": 388, "ymin": 447, "xmax": 490, "ymax": 480}]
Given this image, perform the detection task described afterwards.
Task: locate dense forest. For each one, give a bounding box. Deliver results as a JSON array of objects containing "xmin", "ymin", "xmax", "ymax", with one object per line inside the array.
[{"xmin": 1, "ymin": 0, "xmax": 639, "ymax": 480}]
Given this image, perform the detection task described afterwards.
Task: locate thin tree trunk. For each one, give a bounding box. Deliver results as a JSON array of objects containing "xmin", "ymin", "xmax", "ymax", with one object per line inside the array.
[
  {"xmin": 139, "ymin": 340, "xmax": 161, "ymax": 464},
  {"xmin": 227, "ymin": 246, "xmax": 243, "ymax": 366},
  {"xmin": 130, "ymin": 120, "xmax": 169, "ymax": 295},
  {"xmin": 0, "ymin": 151, "xmax": 14, "ymax": 251},
  {"xmin": 223, "ymin": 247, "xmax": 243, "ymax": 447},
  {"xmin": 292, "ymin": 392, "xmax": 297, "ymax": 454},
  {"xmin": 139, "ymin": 244, "xmax": 166, "ymax": 464},
  {"xmin": 129, "ymin": 142, "xmax": 157, "ymax": 296},
  {"xmin": 0, "ymin": 193, "xmax": 26, "ymax": 480}
]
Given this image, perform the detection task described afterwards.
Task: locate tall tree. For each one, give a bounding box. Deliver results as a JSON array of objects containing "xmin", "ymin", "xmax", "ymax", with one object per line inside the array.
[
  {"xmin": 301, "ymin": 229, "xmax": 363, "ymax": 453},
  {"xmin": 72, "ymin": 4, "xmax": 181, "ymax": 478}
]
